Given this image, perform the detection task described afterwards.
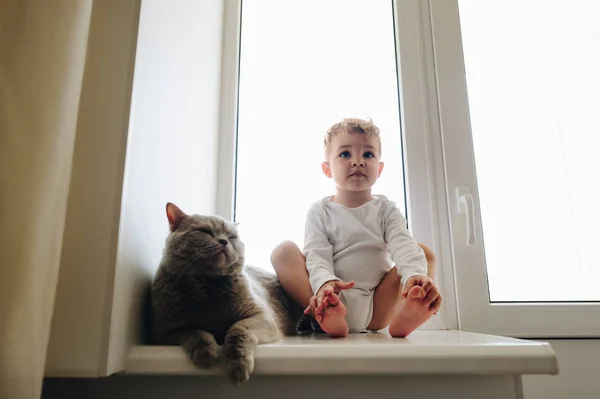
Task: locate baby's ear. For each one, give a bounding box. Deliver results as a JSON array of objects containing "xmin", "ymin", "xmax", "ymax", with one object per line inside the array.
[
  {"xmin": 322, "ymin": 162, "xmax": 332, "ymax": 178},
  {"xmin": 166, "ymin": 202, "xmax": 186, "ymax": 231}
]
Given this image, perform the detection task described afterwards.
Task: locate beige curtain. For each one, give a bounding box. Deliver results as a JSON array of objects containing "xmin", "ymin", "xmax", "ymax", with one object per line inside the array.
[{"xmin": 0, "ymin": 1, "xmax": 93, "ymax": 398}]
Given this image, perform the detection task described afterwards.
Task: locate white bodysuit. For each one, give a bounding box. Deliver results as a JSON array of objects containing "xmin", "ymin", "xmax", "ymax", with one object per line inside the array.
[{"xmin": 303, "ymin": 195, "xmax": 428, "ymax": 332}]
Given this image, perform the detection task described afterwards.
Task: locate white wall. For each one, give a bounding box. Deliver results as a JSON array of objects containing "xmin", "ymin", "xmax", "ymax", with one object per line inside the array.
[
  {"xmin": 123, "ymin": 0, "xmax": 224, "ymax": 220},
  {"xmin": 107, "ymin": 0, "xmax": 225, "ymax": 374},
  {"xmin": 46, "ymin": 0, "xmax": 225, "ymax": 377},
  {"xmin": 523, "ymin": 340, "xmax": 600, "ymax": 399}
]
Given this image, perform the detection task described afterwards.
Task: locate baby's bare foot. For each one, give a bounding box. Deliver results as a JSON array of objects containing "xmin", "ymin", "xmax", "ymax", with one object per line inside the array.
[
  {"xmin": 316, "ymin": 293, "xmax": 349, "ymax": 338},
  {"xmin": 389, "ymin": 286, "xmax": 432, "ymax": 338}
]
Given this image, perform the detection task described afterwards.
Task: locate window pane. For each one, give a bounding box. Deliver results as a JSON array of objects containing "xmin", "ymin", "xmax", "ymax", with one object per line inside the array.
[
  {"xmin": 235, "ymin": 0, "xmax": 406, "ymax": 270},
  {"xmin": 458, "ymin": 0, "xmax": 600, "ymax": 301}
]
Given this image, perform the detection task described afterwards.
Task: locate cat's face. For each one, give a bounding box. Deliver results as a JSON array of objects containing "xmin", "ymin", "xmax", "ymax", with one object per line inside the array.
[{"xmin": 164, "ymin": 203, "xmax": 245, "ymax": 276}]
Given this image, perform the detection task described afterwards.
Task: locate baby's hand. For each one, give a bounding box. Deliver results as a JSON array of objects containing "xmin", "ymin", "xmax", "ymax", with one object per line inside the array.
[
  {"xmin": 402, "ymin": 275, "xmax": 442, "ymax": 314},
  {"xmin": 304, "ymin": 280, "xmax": 355, "ymax": 321}
]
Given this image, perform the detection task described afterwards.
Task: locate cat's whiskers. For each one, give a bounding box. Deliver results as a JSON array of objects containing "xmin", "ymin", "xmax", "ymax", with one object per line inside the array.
[{"xmin": 174, "ymin": 243, "xmax": 237, "ymax": 284}]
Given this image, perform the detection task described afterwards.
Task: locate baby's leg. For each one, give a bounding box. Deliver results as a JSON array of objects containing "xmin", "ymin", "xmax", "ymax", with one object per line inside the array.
[
  {"xmin": 271, "ymin": 241, "xmax": 313, "ymax": 308},
  {"xmin": 367, "ymin": 266, "xmax": 402, "ymax": 331},
  {"xmin": 318, "ymin": 291, "xmax": 349, "ymax": 337},
  {"xmin": 389, "ymin": 243, "xmax": 439, "ymax": 337},
  {"xmin": 271, "ymin": 241, "xmax": 349, "ymax": 337},
  {"xmin": 367, "ymin": 243, "xmax": 438, "ymax": 334}
]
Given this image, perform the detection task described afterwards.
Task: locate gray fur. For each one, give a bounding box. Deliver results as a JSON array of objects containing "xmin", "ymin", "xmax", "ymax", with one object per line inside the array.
[{"xmin": 150, "ymin": 203, "xmax": 301, "ymax": 384}]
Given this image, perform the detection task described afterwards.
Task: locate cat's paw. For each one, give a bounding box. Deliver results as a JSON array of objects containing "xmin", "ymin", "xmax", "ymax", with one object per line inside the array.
[
  {"xmin": 181, "ymin": 330, "xmax": 221, "ymax": 369},
  {"xmin": 222, "ymin": 354, "xmax": 254, "ymax": 385},
  {"xmin": 221, "ymin": 335, "xmax": 256, "ymax": 384},
  {"xmin": 190, "ymin": 341, "xmax": 221, "ymax": 368}
]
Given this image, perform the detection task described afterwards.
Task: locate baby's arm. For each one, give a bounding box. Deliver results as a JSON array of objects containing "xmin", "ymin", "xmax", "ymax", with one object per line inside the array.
[
  {"xmin": 383, "ymin": 203, "xmax": 428, "ymax": 289},
  {"xmin": 303, "ymin": 203, "xmax": 354, "ymax": 319},
  {"xmin": 303, "ymin": 203, "xmax": 340, "ymax": 295}
]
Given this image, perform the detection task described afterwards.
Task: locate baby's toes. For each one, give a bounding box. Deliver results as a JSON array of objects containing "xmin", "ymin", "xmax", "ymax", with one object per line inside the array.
[
  {"xmin": 326, "ymin": 298, "xmax": 347, "ymax": 318},
  {"xmin": 407, "ymin": 285, "xmax": 424, "ymax": 299},
  {"xmin": 403, "ymin": 288, "xmax": 431, "ymax": 314},
  {"xmin": 430, "ymin": 294, "xmax": 443, "ymax": 313},
  {"xmin": 424, "ymin": 289, "xmax": 439, "ymax": 308}
]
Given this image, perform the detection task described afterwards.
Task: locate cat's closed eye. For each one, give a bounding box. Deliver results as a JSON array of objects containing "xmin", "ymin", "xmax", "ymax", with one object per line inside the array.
[
  {"xmin": 195, "ymin": 228, "xmax": 214, "ymax": 237},
  {"xmin": 228, "ymin": 235, "xmax": 238, "ymax": 240}
]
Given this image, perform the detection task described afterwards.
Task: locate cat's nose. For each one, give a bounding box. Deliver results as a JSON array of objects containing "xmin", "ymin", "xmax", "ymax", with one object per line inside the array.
[{"xmin": 218, "ymin": 239, "xmax": 228, "ymax": 246}]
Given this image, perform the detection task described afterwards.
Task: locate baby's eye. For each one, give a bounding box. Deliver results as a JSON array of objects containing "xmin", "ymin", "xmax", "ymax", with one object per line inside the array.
[
  {"xmin": 364, "ymin": 151, "xmax": 375, "ymax": 159},
  {"xmin": 339, "ymin": 151, "xmax": 351, "ymax": 158}
]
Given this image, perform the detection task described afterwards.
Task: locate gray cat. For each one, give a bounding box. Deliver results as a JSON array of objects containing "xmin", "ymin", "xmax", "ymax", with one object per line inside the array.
[{"xmin": 150, "ymin": 203, "xmax": 302, "ymax": 384}]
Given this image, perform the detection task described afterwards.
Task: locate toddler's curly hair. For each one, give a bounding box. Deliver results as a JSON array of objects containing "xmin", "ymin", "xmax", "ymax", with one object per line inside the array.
[{"xmin": 324, "ymin": 118, "xmax": 382, "ymax": 156}]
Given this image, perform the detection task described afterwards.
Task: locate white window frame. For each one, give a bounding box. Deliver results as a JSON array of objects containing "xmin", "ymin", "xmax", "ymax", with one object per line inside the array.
[
  {"xmin": 216, "ymin": 0, "xmax": 458, "ymax": 331},
  {"xmin": 428, "ymin": 0, "xmax": 600, "ymax": 337},
  {"xmin": 392, "ymin": 0, "xmax": 458, "ymax": 331},
  {"xmin": 216, "ymin": 0, "xmax": 241, "ymax": 221}
]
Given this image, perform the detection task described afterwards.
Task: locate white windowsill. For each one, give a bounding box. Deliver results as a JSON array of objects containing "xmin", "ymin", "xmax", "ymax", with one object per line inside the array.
[{"xmin": 125, "ymin": 330, "xmax": 558, "ymax": 376}]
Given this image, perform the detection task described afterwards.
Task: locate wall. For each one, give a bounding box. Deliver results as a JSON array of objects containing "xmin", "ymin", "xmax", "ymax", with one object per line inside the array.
[
  {"xmin": 106, "ymin": 0, "xmax": 225, "ymax": 373},
  {"xmin": 523, "ymin": 340, "xmax": 600, "ymax": 399},
  {"xmin": 46, "ymin": 0, "xmax": 225, "ymax": 377}
]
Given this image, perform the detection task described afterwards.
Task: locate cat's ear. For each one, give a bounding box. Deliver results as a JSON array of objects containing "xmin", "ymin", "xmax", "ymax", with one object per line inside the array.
[{"xmin": 166, "ymin": 202, "xmax": 186, "ymax": 232}]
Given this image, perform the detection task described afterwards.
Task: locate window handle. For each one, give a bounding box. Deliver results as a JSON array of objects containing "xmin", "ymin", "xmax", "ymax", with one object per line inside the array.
[{"xmin": 456, "ymin": 187, "xmax": 475, "ymax": 245}]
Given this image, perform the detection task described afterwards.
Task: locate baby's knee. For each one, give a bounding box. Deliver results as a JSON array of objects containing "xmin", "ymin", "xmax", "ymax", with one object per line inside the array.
[{"xmin": 270, "ymin": 240, "xmax": 303, "ymax": 267}]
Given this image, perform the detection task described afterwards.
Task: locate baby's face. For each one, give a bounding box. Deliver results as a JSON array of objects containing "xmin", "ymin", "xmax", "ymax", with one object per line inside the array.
[{"xmin": 323, "ymin": 130, "xmax": 383, "ymax": 193}]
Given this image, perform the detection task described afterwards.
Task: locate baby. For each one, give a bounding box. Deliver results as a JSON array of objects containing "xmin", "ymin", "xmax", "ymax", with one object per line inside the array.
[{"xmin": 271, "ymin": 118, "xmax": 442, "ymax": 337}]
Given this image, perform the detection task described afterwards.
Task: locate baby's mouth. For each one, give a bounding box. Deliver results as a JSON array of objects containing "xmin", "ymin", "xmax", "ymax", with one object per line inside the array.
[{"xmin": 350, "ymin": 171, "xmax": 366, "ymax": 177}]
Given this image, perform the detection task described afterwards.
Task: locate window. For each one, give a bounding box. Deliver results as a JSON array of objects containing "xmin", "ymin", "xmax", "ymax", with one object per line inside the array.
[
  {"xmin": 430, "ymin": 0, "xmax": 600, "ymax": 336},
  {"xmin": 220, "ymin": 0, "xmax": 453, "ymax": 330},
  {"xmin": 234, "ymin": 0, "xmax": 407, "ymax": 269},
  {"xmin": 459, "ymin": 0, "xmax": 600, "ymax": 303}
]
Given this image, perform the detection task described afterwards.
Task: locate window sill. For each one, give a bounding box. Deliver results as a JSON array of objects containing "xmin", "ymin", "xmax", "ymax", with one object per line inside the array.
[{"xmin": 125, "ymin": 330, "xmax": 558, "ymax": 376}]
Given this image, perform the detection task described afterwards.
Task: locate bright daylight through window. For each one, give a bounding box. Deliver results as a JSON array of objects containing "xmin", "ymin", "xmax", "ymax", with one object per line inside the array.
[
  {"xmin": 458, "ymin": 0, "xmax": 600, "ymax": 301},
  {"xmin": 234, "ymin": 0, "xmax": 407, "ymax": 270}
]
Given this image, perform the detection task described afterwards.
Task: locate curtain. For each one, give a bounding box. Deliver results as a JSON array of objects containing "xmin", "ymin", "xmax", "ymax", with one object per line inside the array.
[{"xmin": 0, "ymin": 1, "xmax": 93, "ymax": 398}]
